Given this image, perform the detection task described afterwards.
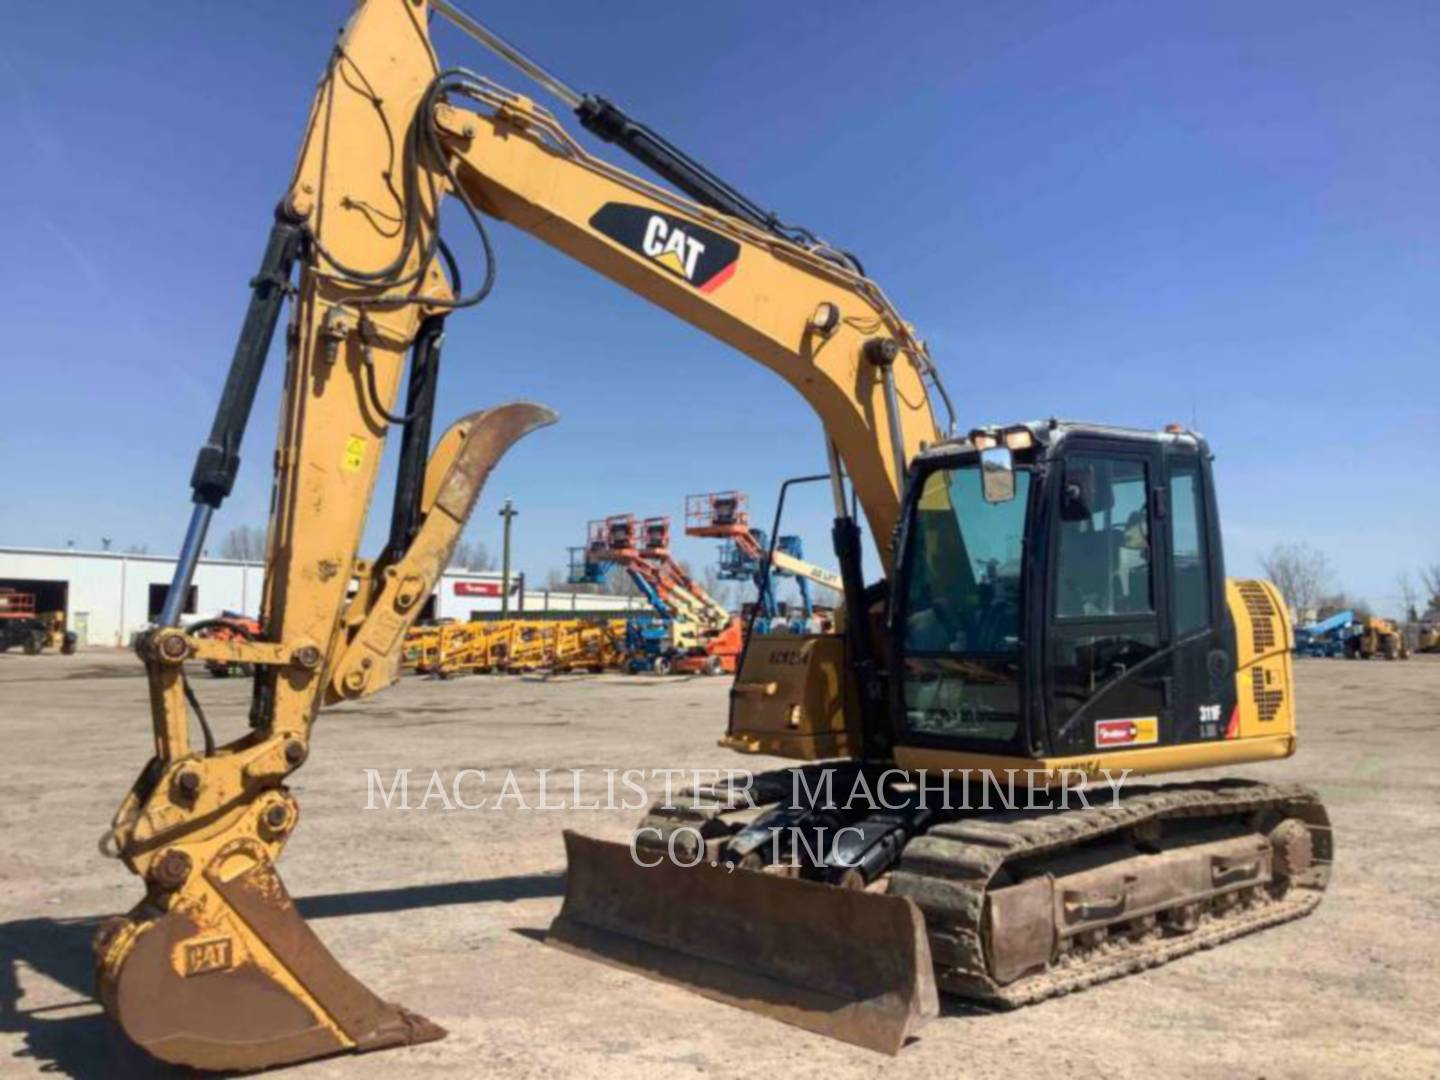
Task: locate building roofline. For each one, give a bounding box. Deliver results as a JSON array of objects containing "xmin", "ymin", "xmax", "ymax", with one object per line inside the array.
[
  {"xmin": 0, "ymin": 545, "xmax": 264, "ymax": 568},
  {"xmin": 0, "ymin": 545, "xmax": 516, "ymax": 579}
]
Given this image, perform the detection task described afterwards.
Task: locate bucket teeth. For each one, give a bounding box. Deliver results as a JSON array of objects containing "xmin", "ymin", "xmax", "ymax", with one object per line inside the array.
[{"xmin": 97, "ymin": 851, "xmax": 444, "ymax": 1071}]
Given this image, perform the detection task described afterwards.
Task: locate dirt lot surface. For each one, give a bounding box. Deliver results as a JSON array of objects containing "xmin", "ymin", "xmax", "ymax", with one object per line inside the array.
[{"xmin": 1, "ymin": 650, "xmax": 1437, "ymax": 1078}]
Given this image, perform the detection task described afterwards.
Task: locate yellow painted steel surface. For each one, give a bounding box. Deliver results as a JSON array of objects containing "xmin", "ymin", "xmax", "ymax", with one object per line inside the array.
[
  {"xmin": 722, "ymin": 632, "xmax": 860, "ymax": 759},
  {"xmin": 1227, "ymin": 578, "xmax": 1298, "ymax": 739}
]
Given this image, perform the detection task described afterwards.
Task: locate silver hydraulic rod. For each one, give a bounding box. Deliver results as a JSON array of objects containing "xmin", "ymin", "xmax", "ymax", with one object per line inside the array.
[
  {"xmin": 878, "ymin": 364, "xmax": 910, "ymax": 496},
  {"xmin": 159, "ymin": 504, "xmax": 213, "ymax": 627},
  {"xmin": 825, "ymin": 438, "xmax": 849, "ymax": 519},
  {"xmin": 431, "ymin": 0, "xmax": 583, "ymax": 108}
]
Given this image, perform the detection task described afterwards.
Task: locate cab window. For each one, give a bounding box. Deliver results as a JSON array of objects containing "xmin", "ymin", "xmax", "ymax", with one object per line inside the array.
[
  {"xmin": 903, "ymin": 466, "xmax": 1029, "ymax": 656},
  {"xmin": 899, "ymin": 464, "xmax": 1030, "ymax": 745},
  {"xmin": 1055, "ymin": 456, "xmax": 1152, "ymax": 618},
  {"xmin": 1170, "ymin": 460, "xmax": 1210, "ymax": 635}
]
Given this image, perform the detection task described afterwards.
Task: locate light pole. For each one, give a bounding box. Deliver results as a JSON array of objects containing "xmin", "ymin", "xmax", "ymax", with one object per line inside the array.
[{"xmin": 498, "ymin": 498, "xmax": 517, "ymax": 616}]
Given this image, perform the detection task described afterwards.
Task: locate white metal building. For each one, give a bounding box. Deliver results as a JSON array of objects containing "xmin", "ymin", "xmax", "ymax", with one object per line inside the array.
[
  {"xmin": 0, "ymin": 546, "xmax": 645, "ymax": 648},
  {"xmin": 431, "ymin": 573, "xmax": 647, "ymax": 622}
]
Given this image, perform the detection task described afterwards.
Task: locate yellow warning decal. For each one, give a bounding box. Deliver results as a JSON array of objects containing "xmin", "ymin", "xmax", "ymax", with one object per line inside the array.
[{"xmin": 342, "ymin": 435, "xmax": 366, "ymax": 472}]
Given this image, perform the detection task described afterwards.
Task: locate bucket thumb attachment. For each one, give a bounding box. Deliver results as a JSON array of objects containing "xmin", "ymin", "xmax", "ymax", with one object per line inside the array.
[
  {"xmin": 329, "ymin": 401, "xmax": 559, "ymax": 701},
  {"xmin": 96, "ymin": 841, "xmax": 444, "ymax": 1070},
  {"xmin": 548, "ymin": 831, "xmax": 939, "ymax": 1055}
]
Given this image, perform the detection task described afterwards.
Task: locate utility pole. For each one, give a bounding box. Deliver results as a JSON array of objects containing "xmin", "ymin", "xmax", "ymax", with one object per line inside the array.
[{"xmin": 498, "ymin": 498, "xmax": 517, "ymax": 616}]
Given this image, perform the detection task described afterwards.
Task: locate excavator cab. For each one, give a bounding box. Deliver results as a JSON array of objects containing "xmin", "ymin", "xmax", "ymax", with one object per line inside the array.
[
  {"xmin": 890, "ymin": 420, "xmax": 1250, "ymax": 767},
  {"xmin": 724, "ymin": 419, "xmax": 1296, "ymax": 771},
  {"xmin": 721, "ymin": 422, "xmax": 1295, "ymax": 774}
]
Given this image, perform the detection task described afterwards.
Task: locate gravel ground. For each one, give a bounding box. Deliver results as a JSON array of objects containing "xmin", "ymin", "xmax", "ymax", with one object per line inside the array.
[{"xmin": 1, "ymin": 650, "xmax": 1437, "ymax": 1078}]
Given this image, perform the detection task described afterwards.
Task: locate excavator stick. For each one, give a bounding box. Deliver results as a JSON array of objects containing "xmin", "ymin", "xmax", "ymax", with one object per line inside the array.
[
  {"xmin": 97, "ymin": 403, "xmax": 556, "ymax": 1071},
  {"xmin": 548, "ymin": 832, "xmax": 939, "ymax": 1055}
]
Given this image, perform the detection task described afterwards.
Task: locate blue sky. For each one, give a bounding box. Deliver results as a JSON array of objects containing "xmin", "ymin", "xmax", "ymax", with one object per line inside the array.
[{"xmin": 1, "ymin": 1, "xmax": 1435, "ymax": 611}]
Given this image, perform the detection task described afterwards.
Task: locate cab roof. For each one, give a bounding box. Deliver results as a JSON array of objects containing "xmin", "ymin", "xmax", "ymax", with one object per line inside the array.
[{"xmin": 916, "ymin": 419, "xmax": 1209, "ymax": 463}]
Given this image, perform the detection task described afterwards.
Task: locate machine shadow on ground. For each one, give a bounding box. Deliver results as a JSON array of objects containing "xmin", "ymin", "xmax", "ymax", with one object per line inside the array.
[{"xmin": 0, "ymin": 872, "xmax": 567, "ymax": 1077}]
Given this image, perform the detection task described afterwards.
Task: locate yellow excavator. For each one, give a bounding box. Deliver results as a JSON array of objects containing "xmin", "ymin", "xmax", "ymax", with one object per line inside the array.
[{"xmin": 97, "ymin": 1, "xmax": 1331, "ymax": 1069}]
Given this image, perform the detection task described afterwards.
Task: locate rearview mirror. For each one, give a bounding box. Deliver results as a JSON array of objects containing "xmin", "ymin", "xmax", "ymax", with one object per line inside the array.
[{"xmin": 979, "ymin": 446, "xmax": 1015, "ymax": 503}]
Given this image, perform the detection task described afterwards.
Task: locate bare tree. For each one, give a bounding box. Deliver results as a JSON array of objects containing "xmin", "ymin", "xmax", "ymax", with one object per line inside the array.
[
  {"xmin": 1316, "ymin": 591, "xmax": 1370, "ymax": 623},
  {"xmin": 1258, "ymin": 542, "xmax": 1330, "ymax": 619},
  {"xmin": 220, "ymin": 525, "xmax": 266, "ymax": 562},
  {"xmin": 701, "ymin": 564, "xmax": 736, "ymax": 610},
  {"xmin": 1420, "ymin": 563, "xmax": 1440, "ymax": 616},
  {"xmin": 789, "ymin": 577, "xmax": 839, "ymax": 610},
  {"xmin": 1396, "ymin": 572, "xmax": 1420, "ymax": 625},
  {"xmin": 601, "ymin": 565, "xmax": 644, "ymax": 598},
  {"xmin": 448, "ymin": 539, "xmax": 496, "ymax": 572}
]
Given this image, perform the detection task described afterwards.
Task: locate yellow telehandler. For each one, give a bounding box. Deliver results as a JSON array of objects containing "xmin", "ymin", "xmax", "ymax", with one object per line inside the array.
[{"xmin": 1344, "ymin": 615, "xmax": 1409, "ymax": 660}]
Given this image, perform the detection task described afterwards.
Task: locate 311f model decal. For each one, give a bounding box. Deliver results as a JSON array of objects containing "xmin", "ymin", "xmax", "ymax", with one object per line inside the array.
[{"xmin": 590, "ymin": 203, "xmax": 740, "ymax": 293}]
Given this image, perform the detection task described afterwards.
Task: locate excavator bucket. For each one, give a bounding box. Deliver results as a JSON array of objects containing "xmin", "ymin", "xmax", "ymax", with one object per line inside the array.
[
  {"xmin": 95, "ymin": 844, "xmax": 444, "ymax": 1071},
  {"xmin": 548, "ymin": 831, "xmax": 939, "ymax": 1055}
]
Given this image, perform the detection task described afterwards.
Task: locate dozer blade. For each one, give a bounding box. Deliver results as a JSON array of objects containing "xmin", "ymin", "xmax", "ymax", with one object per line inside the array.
[
  {"xmin": 96, "ymin": 843, "xmax": 444, "ymax": 1071},
  {"xmin": 548, "ymin": 831, "xmax": 939, "ymax": 1055}
]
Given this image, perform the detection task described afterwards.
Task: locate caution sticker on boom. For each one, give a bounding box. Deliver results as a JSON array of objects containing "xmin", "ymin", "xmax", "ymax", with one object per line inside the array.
[
  {"xmin": 590, "ymin": 203, "xmax": 739, "ymax": 293},
  {"xmin": 342, "ymin": 435, "xmax": 365, "ymax": 472},
  {"xmin": 1094, "ymin": 716, "xmax": 1159, "ymax": 748}
]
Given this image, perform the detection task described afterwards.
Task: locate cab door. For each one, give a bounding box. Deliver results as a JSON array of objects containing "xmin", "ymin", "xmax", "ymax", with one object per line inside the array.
[
  {"xmin": 1043, "ymin": 440, "xmax": 1174, "ymax": 756},
  {"xmin": 1163, "ymin": 449, "xmax": 1233, "ymax": 741}
]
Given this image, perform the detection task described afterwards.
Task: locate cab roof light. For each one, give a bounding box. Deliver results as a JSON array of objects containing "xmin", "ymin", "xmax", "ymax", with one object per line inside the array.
[
  {"xmin": 1003, "ymin": 427, "xmax": 1034, "ymax": 450},
  {"xmin": 967, "ymin": 428, "xmax": 999, "ymax": 450}
]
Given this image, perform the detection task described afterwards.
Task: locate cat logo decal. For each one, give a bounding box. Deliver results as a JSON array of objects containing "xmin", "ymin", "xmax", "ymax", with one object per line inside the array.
[{"xmin": 590, "ymin": 203, "xmax": 739, "ymax": 293}]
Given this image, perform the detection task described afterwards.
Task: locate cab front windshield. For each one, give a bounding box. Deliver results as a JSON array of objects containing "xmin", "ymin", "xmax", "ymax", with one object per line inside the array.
[{"xmin": 901, "ymin": 463, "xmax": 1030, "ymax": 744}]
